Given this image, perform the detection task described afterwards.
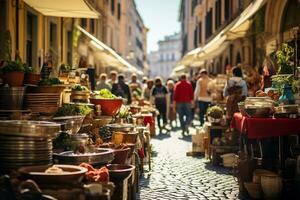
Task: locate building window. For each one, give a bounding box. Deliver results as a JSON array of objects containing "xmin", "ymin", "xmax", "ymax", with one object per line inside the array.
[
  {"xmin": 81, "ymin": 19, "xmax": 87, "ymax": 28},
  {"xmin": 135, "ymin": 37, "xmax": 143, "ymax": 51},
  {"xmin": 205, "ymin": 9, "xmax": 212, "ymax": 39},
  {"xmin": 172, "ymin": 53, "xmax": 175, "ymax": 61},
  {"xmin": 117, "ymin": 3, "xmax": 121, "ymax": 20},
  {"xmin": 198, "ymin": 21, "xmax": 202, "ymax": 44},
  {"xmin": 225, "ymin": 0, "xmax": 231, "ymax": 21},
  {"xmin": 215, "ymin": 0, "xmax": 221, "ymax": 30},
  {"xmin": 128, "ymin": 26, "xmax": 132, "ymax": 36},
  {"xmin": 26, "ymin": 14, "xmax": 33, "ymax": 66},
  {"xmin": 90, "ymin": 19, "xmax": 95, "ymax": 34},
  {"xmin": 26, "ymin": 12, "xmax": 37, "ymax": 67},
  {"xmin": 111, "ymin": 0, "xmax": 115, "ymax": 14},
  {"xmin": 160, "ymin": 54, "xmax": 164, "ymax": 61},
  {"xmin": 67, "ymin": 30, "xmax": 72, "ymax": 66},
  {"xmin": 194, "ymin": 28, "xmax": 198, "ymax": 48}
]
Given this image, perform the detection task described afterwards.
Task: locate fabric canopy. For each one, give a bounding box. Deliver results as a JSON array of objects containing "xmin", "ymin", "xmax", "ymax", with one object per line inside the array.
[
  {"xmin": 179, "ymin": 0, "xmax": 267, "ymax": 67},
  {"xmin": 24, "ymin": 0, "xmax": 99, "ymax": 18},
  {"xmin": 227, "ymin": 0, "xmax": 267, "ymax": 40},
  {"xmin": 77, "ymin": 26, "xmax": 135, "ymax": 71},
  {"xmin": 179, "ymin": 29, "xmax": 230, "ymax": 67}
]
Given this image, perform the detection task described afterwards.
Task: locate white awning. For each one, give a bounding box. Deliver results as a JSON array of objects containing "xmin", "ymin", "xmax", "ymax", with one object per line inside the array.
[
  {"xmin": 24, "ymin": 0, "xmax": 99, "ymax": 18},
  {"xmin": 77, "ymin": 26, "xmax": 134, "ymax": 71},
  {"xmin": 174, "ymin": 65, "xmax": 186, "ymax": 72},
  {"xmin": 179, "ymin": 0, "xmax": 267, "ymax": 66},
  {"xmin": 227, "ymin": 0, "xmax": 267, "ymax": 40},
  {"xmin": 180, "ymin": 29, "xmax": 229, "ymax": 67}
]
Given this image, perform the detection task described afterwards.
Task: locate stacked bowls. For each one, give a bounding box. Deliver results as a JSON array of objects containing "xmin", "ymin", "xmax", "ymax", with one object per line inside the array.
[{"xmin": 0, "ymin": 120, "xmax": 60, "ymax": 172}]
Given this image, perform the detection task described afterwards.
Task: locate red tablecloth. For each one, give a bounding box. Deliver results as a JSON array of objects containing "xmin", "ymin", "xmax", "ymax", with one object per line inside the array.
[{"xmin": 231, "ymin": 113, "xmax": 300, "ymax": 139}]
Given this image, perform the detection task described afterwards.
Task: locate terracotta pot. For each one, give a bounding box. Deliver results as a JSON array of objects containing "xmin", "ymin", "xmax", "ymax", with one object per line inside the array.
[
  {"xmin": 90, "ymin": 98, "xmax": 123, "ymax": 116},
  {"xmin": 111, "ymin": 148, "xmax": 130, "ymax": 164},
  {"xmin": 244, "ymin": 182, "xmax": 263, "ymax": 199},
  {"xmin": 4, "ymin": 71, "xmax": 24, "ymax": 87},
  {"xmin": 24, "ymin": 73, "xmax": 40, "ymax": 85},
  {"xmin": 253, "ymin": 169, "xmax": 276, "ymax": 184},
  {"xmin": 261, "ymin": 174, "xmax": 282, "ymax": 199}
]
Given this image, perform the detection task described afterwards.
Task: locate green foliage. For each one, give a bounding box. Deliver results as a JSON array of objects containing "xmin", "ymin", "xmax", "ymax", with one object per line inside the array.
[
  {"xmin": 24, "ymin": 66, "xmax": 33, "ymax": 74},
  {"xmin": 59, "ymin": 63, "xmax": 72, "ymax": 73},
  {"xmin": 39, "ymin": 77, "xmax": 62, "ymax": 86},
  {"xmin": 119, "ymin": 106, "xmax": 130, "ymax": 119},
  {"xmin": 207, "ymin": 105, "xmax": 224, "ymax": 119},
  {"xmin": 95, "ymin": 89, "xmax": 117, "ymax": 99},
  {"xmin": 72, "ymin": 84, "xmax": 89, "ymax": 92},
  {"xmin": 99, "ymin": 126, "xmax": 112, "ymax": 140},
  {"xmin": 292, "ymin": 79, "xmax": 300, "ymax": 93},
  {"xmin": 54, "ymin": 104, "xmax": 92, "ymax": 117},
  {"xmin": 0, "ymin": 59, "xmax": 25, "ymax": 73},
  {"xmin": 271, "ymin": 74, "xmax": 293, "ymax": 93},
  {"xmin": 276, "ymin": 43, "xmax": 294, "ymax": 74}
]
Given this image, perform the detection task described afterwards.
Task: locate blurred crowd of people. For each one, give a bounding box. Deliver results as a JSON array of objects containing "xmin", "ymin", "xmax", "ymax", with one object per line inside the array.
[{"xmin": 94, "ymin": 58, "xmax": 275, "ymax": 136}]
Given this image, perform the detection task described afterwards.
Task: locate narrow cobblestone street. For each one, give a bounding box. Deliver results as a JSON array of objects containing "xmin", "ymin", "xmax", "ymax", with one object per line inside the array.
[{"xmin": 137, "ymin": 128, "xmax": 243, "ymax": 200}]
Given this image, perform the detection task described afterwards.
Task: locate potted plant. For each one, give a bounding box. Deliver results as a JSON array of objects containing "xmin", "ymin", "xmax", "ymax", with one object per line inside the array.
[
  {"xmin": 0, "ymin": 59, "xmax": 25, "ymax": 87},
  {"xmin": 24, "ymin": 66, "xmax": 40, "ymax": 85},
  {"xmin": 59, "ymin": 63, "xmax": 71, "ymax": 83},
  {"xmin": 276, "ymin": 43, "xmax": 294, "ymax": 75},
  {"xmin": 206, "ymin": 105, "xmax": 224, "ymax": 124}
]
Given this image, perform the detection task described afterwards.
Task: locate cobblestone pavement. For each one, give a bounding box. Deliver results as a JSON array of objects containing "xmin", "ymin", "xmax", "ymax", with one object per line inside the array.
[{"xmin": 137, "ymin": 127, "xmax": 245, "ymax": 200}]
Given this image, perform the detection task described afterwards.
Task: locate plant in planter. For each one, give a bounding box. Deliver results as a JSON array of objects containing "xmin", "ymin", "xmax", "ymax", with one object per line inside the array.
[
  {"xmin": 207, "ymin": 105, "xmax": 224, "ymax": 124},
  {"xmin": 0, "ymin": 59, "xmax": 25, "ymax": 87},
  {"xmin": 59, "ymin": 63, "xmax": 72, "ymax": 74},
  {"xmin": 24, "ymin": 66, "xmax": 41, "ymax": 85},
  {"xmin": 276, "ymin": 43, "xmax": 294, "ymax": 75}
]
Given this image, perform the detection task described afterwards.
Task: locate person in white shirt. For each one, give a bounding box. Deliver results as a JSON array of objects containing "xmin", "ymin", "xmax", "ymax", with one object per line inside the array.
[{"xmin": 194, "ymin": 69, "xmax": 212, "ymax": 126}]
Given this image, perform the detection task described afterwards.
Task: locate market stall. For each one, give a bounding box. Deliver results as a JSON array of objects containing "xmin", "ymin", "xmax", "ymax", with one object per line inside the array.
[{"xmin": 0, "ymin": 59, "xmax": 156, "ymax": 199}]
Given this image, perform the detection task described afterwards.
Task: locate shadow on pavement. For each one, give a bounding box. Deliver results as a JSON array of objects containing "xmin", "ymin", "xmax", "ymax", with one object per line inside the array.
[
  {"xmin": 152, "ymin": 132, "xmax": 171, "ymax": 140},
  {"xmin": 178, "ymin": 135, "xmax": 192, "ymax": 142},
  {"xmin": 204, "ymin": 162, "xmax": 235, "ymax": 175}
]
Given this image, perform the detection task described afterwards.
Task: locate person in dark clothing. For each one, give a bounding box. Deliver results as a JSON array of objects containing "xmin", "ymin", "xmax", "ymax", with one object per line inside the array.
[
  {"xmin": 112, "ymin": 75, "xmax": 132, "ymax": 105},
  {"xmin": 151, "ymin": 77, "xmax": 168, "ymax": 132},
  {"xmin": 40, "ymin": 60, "xmax": 53, "ymax": 79},
  {"xmin": 86, "ymin": 66, "xmax": 96, "ymax": 91}
]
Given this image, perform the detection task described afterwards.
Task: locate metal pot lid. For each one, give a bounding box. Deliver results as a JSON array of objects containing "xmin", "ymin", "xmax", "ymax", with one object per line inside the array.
[
  {"xmin": 106, "ymin": 123, "xmax": 134, "ymax": 128},
  {"xmin": 0, "ymin": 120, "xmax": 60, "ymax": 138},
  {"xmin": 52, "ymin": 116, "xmax": 84, "ymax": 120}
]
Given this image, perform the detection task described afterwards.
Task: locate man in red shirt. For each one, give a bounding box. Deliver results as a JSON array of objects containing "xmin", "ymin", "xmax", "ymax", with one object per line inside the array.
[{"xmin": 173, "ymin": 74, "xmax": 194, "ymax": 136}]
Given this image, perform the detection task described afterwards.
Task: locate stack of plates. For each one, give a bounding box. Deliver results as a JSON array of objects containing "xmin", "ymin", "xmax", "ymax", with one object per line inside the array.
[
  {"xmin": 25, "ymin": 93, "xmax": 61, "ymax": 114},
  {"xmin": 0, "ymin": 135, "xmax": 53, "ymax": 170}
]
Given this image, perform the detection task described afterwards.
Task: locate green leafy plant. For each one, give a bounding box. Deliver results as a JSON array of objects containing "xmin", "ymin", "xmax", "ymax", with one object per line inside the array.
[
  {"xmin": 39, "ymin": 77, "xmax": 62, "ymax": 86},
  {"xmin": 276, "ymin": 43, "xmax": 294, "ymax": 74},
  {"xmin": 119, "ymin": 106, "xmax": 130, "ymax": 119},
  {"xmin": 72, "ymin": 84, "xmax": 89, "ymax": 92},
  {"xmin": 95, "ymin": 89, "xmax": 118, "ymax": 99},
  {"xmin": 54, "ymin": 104, "xmax": 92, "ymax": 117},
  {"xmin": 271, "ymin": 74, "xmax": 294, "ymax": 93},
  {"xmin": 59, "ymin": 63, "xmax": 72, "ymax": 73},
  {"xmin": 292, "ymin": 79, "xmax": 300, "ymax": 93},
  {"xmin": 0, "ymin": 59, "xmax": 25, "ymax": 73},
  {"xmin": 207, "ymin": 106, "xmax": 224, "ymax": 119}
]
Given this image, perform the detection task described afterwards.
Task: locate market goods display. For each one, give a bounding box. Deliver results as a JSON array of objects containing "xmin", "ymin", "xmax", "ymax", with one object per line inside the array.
[
  {"xmin": 244, "ymin": 97, "xmax": 275, "ymax": 118},
  {"xmin": 71, "ymin": 84, "xmax": 90, "ymax": 103},
  {"xmin": 24, "ymin": 93, "xmax": 61, "ymax": 114},
  {"xmin": 106, "ymin": 164, "xmax": 135, "ymax": 182},
  {"xmin": 54, "ymin": 104, "xmax": 92, "ymax": 117},
  {"xmin": 18, "ymin": 165, "xmax": 87, "ymax": 185},
  {"xmin": 53, "ymin": 148, "xmax": 114, "ymax": 166},
  {"xmin": 80, "ymin": 163, "xmax": 109, "ymax": 183}
]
